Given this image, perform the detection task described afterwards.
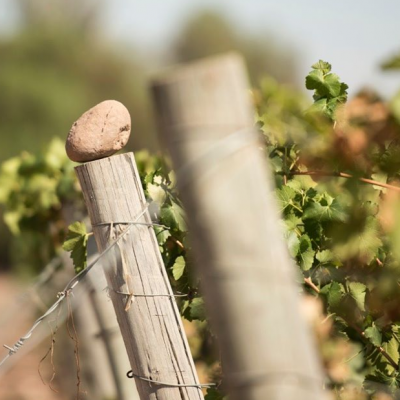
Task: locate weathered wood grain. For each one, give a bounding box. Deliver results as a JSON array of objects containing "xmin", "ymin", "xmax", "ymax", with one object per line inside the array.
[
  {"xmin": 76, "ymin": 153, "xmax": 204, "ymax": 400},
  {"xmin": 150, "ymin": 53, "xmax": 328, "ymax": 400}
]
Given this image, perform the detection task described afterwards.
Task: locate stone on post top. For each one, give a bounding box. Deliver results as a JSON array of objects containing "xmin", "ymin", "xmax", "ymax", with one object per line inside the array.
[{"xmin": 66, "ymin": 100, "xmax": 131, "ymax": 163}]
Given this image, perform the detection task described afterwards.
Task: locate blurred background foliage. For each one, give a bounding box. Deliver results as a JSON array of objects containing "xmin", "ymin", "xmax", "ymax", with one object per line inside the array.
[
  {"xmin": 0, "ymin": 0, "xmax": 298, "ymax": 271},
  {"xmin": 171, "ymin": 10, "xmax": 298, "ymax": 85}
]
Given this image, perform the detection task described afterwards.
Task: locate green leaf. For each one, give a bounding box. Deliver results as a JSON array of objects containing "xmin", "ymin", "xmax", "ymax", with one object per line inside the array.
[
  {"xmin": 305, "ymin": 60, "xmax": 348, "ymax": 120},
  {"xmin": 311, "ymin": 60, "xmax": 332, "ymax": 74},
  {"xmin": 316, "ymin": 249, "xmax": 334, "ymax": 263},
  {"xmin": 63, "ymin": 221, "xmax": 88, "ymax": 273},
  {"xmin": 327, "ymin": 281, "xmax": 345, "ymax": 313},
  {"xmin": 283, "ymin": 213, "xmax": 302, "ymax": 231},
  {"xmin": 364, "ymin": 370, "xmax": 400, "ymax": 393},
  {"xmin": 305, "ymin": 69, "xmax": 326, "ymax": 92},
  {"xmin": 323, "ymin": 73, "xmax": 342, "ymax": 97},
  {"xmin": 286, "ymin": 175, "xmax": 317, "ymax": 191},
  {"xmin": 303, "ymin": 198, "xmax": 346, "ymax": 222},
  {"xmin": 297, "ymin": 235, "xmax": 315, "ymax": 271},
  {"xmin": 147, "ymin": 183, "xmax": 166, "ymax": 205},
  {"xmin": 269, "ymin": 156, "xmax": 283, "ymax": 172},
  {"xmin": 160, "ymin": 202, "xmax": 186, "ymax": 231},
  {"xmin": 62, "ymin": 221, "xmax": 87, "ymax": 250},
  {"xmin": 172, "ymin": 256, "xmax": 185, "ymax": 281},
  {"xmin": 371, "ymin": 172, "xmax": 388, "ymax": 192},
  {"xmin": 364, "ymin": 325, "xmax": 382, "ymax": 347},
  {"xmin": 286, "ymin": 231, "xmax": 300, "ymax": 258},
  {"xmin": 153, "ymin": 225, "xmax": 171, "ymax": 245},
  {"xmin": 334, "ymin": 217, "xmax": 382, "ymax": 263},
  {"xmin": 305, "ymin": 71, "xmax": 341, "ymax": 99},
  {"xmin": 383, "ymin": 336, "xmax": 400, "ymax": 374},
  {"xmin": 184, "ymin": 297, "xmax": 207, "ymax": 322},
  {"xmin": 276, "ymin": 186, "xmax": 296, "ymax": 212},
  {"xmin": 307, "ymin": 98, "xmax": 329, "ymax": 116},
  {"xmin": 348, "ymin": 281, "xmax": 366, "ymax": 312},
  {"xmin": 205, "ymin": 387, "xmax": 225, "ymax": 400}
]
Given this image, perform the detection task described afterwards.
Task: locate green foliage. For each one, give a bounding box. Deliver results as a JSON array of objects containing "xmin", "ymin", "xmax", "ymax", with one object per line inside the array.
[
  {"xmin": 172, "ymin": 10, "xmax": 297, "ymax": 84},
  {"xmin": 381, "ymin": 53, "xmax": 400, "ymax": 70},
  {"xmin": 172, "ymin": 256, "xmax": 186, "ymax": 281},
  {"xmin": 0, "ymin": 138, "xmax": 82, "ymax": 273},
  {"xmin": 62, "ymin": 221, "xmax": 88, "ymax": 273},
  {"xmin": 0, "ymin": 4, "xmax": 154, "ymax": 165},
  {"xmin": 160, "ymin": 203, "xmax": 187, "ymax": 232},
  {"xmin": 364, "ymin": 324, "xmax": 382, "ymax": 347},
  {"xmin": 135, "ymin": 152, "xmax": 205, "ymax": 316},
  {"xmin": 205, "ymin": 387, "xmax": 226, "ymax": 400},
  {"xmin": 183, "ymin": 297, "xmax": 207, "ymax": 322},
  {"xmin": 257, "ymin": 60, "xmax": 400, "ymax": 397},
  {"xmin": 305, "ymin": 60, "xmax": 348, "ymax": 120}
]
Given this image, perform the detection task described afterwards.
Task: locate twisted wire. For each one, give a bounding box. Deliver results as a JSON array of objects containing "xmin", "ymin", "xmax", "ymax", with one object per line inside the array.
[{"xmin": 0, "ymin": 205, "xmax": 149, "ymax": 368}]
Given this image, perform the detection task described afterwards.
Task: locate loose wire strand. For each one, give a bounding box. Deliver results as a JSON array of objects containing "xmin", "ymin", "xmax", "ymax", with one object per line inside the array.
[{"xmin": 0, "ymin": 205, "xmax": 149, "ymax": 368}]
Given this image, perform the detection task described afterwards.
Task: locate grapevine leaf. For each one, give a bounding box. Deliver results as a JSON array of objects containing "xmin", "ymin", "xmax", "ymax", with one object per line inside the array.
[
  {"xmin": 276, "ymin": 186, "xmax": 296, "ymax": 212},
  {"xmin": 367, "ymin": 336, "xmax": 400, "ymax": 378},
  {"xmin": 63, "ymin": 221, "xmax": 88, "ymax": 273},
  {"xmin": 305, "ymin": 60, "xmax": 348, "ymax": 120},
  {"xmin": 305, "ymin": 70, "xmax": 326, "ymax": 93},
  {"xmin": 311, "ymin": 60, "xmax": 332, "ymax": 73},
  {"xmin": 298, "ymin": 235, "xmax": 315, "ymax": 271},
  {"xmin": 306, "ymin": 98, "xmax": 328, "ymax": 116},
  {"xmin": 334, "ymin": 217, "xmax": 382, "ymax": 263},
  {"xmin": 316, "ymin": 249, "xmax": 334, "ymax": 263},
  {"xmin": 348, "ymin": 281, "xmax": 366, "ymax": 312},
  {"xmin": 172, "ymin": 256, "xmax": 185, "ymax": 281},
  {"xmin": 282, "ymin": 214, "xmax": 301, "ymax": 257},
  {"xmin": 270, "ymin": 156, "xmax": 283, "ymax": 172},
  {"xmin": 364, "ymin": 325, "xmax": 382, "ymax": 347},
  {"xmin": 323, "ymin": 73, "xmax": 342, "ymax": 97},
  {"xmin": 183, "ymin": 297, "xmax": 206, "ymax": 322},
  {"xmin": 205, "ymin": 387, "xmax": 225, "ymax": 400},
  {"xmin": 303, "ymin": 198, "xmax": 346, "ymax": 222},
  {"xmin": 305, "ymin": 70, "xmax": 341, "ymax": 98},
  {"xmin": 327, "ymin": 282, "xmax": 345, "ymax": 313},
  {"xmin": 371, "ymin": 172, "xmax": 388, "ymax": 192},
  {"xmin": 286, "ymin": 231, "xmax": 300, "ymax": 258},
  {"xmin": 147, "ymin": 183, "xmax": 166, "ymax": 205},
  {"xmin": 383, "ymin": 336, "xmax": 400, "ymax": 374},
  {"xmin": 160, "ymin": 202, "xmax": 186, "ymax": 231},
  {"xmin": 364, "ymin": 370, "xmax": 399, "ymax": 393},
  {"xmin": 153, "ymin": 225, "xmax": 171, "ymax": 245},
  {"xmin": 283, "ymin": 214, "xmax": 302, "ymax": 231}
]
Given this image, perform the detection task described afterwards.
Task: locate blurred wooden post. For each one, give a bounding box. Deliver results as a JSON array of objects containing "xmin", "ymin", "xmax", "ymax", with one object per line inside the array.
[
  {"xmin": 150, "ymin": 53, "xmax": 327, "ymax": 400},
  {"xmin": 75, "ymin": 153, "xmax": 204, "ymax": 400}
]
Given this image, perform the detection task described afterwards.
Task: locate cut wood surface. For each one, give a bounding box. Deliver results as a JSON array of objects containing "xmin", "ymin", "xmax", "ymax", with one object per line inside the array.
[
  {"xmin": 76, "ymin": 153, "xmax": 204, "ymax": 400},
  {"xmin": 151, "ymin": 53, "xmax": 328, "ymax": 400}
]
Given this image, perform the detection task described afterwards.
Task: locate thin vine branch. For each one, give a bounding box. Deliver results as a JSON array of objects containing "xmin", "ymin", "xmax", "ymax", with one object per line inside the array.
[
  {"xmin": 359, "ymin": 330, "xmax": 399, "ymax": 371},
  {"xmin": 290, "ymin": 171, "xmax": 400, "ymax": 192},
  {"xmin": 304, "ymin": 277, "xmax": 320, "ymax": 293}
]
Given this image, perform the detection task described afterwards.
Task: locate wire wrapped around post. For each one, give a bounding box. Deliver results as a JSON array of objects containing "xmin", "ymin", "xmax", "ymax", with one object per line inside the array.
[{"xmin": 75, "ymin": 152, "xmax": 205, "ymax": 400}]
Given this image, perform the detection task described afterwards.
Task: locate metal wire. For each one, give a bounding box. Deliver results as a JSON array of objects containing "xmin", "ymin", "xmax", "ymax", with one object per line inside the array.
[
  {"xmin": 0, "ymin": 256, "xmax": 62, "ymax": 329},
  {"xmin": 0, "ymin": 205, "xmax": 149, "ymax": 368},
  {"xmin": 126, "ymin": 369, "xmax": 215, "ymax": 389}
]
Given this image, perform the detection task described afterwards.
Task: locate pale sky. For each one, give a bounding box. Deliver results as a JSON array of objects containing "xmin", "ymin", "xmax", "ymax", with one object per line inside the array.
[{"xmin": 1, "ymin": 0, "xmax": 400, "ymax": 98}]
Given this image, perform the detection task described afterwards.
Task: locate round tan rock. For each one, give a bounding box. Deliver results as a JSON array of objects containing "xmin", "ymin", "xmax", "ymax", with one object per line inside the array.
[{"xmin": 66, "ymin": 100, "xmax": 131, "ymax": 162}]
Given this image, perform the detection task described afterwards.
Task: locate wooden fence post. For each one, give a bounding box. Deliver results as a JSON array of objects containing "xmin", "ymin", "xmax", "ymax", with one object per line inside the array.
[
  {"xmin": 150, "ymin": 53, "xmax": 328, "ymax": 400},
  {"xmin": 74, "ymin": 153, "xmax": 204, "ymax": 400}
]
